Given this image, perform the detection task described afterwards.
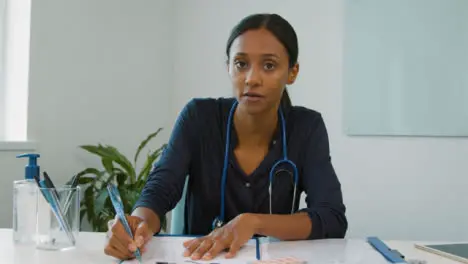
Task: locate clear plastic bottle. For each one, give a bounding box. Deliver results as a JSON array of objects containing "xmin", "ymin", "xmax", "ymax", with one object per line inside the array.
[{"xmin": 13, "ymin": 153, "xmax": 40, "ymax": 244}]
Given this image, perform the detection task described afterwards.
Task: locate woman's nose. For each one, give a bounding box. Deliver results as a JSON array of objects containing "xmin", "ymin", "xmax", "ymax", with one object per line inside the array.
[{"xmin": 244, "ymin": 67, "xmax": 262, "ymax": 87}]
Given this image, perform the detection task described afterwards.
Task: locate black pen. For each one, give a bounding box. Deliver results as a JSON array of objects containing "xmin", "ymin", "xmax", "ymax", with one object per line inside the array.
[
  {"xmin": 43, "ymin": 171, "xmax": 59, "ymax": 198},
  {"xmin": 69, "ymin": 174, "xmax": 80, "ymax": 188}
]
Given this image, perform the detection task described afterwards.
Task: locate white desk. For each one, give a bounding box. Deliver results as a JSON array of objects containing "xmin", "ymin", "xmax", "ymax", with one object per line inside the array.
[
  {"xmin": 0, "ymin": 228, "xmax": 460, "ymax": 263},
  {"xmin": 386, "ymin": 240, "xmax": 460, "ymax": 264}
]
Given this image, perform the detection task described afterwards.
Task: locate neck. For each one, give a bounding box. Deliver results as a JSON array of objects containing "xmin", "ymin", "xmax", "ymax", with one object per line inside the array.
[{"xmin": 233, "ymin": 106, "xmax": 278, "ymax": 148}]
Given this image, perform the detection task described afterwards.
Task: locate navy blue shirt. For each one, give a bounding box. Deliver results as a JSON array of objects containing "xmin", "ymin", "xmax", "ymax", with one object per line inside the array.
[{"xmin": 135, "ymin": 97, "xmax": 347, "ymax": 239}]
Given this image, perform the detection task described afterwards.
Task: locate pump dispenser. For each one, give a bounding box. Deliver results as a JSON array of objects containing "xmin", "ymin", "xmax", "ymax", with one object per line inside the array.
[
  {"xmin": 17, "ymin": 153, "xmax": 40, "ymax": 180},
  {"xmin": 13, "ymin": 153, "xmax": 41, "ymax": 244}
]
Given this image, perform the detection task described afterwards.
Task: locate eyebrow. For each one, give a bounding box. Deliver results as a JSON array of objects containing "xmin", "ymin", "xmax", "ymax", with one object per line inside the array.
[{"xmin": 234, "ymin": 52, "xmax": 280, "ymax": 59}]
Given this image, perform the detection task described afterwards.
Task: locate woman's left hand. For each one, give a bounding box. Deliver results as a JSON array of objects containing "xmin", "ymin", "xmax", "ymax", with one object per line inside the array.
[{"xmin": 182, "ymin": 213, "xmax": 258, "ymax": 261}]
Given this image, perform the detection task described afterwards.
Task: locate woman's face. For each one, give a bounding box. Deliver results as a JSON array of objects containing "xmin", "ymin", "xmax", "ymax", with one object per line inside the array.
[{"xmin": 227, "ymin": 28, "xmax": 299, "ymax": 115}]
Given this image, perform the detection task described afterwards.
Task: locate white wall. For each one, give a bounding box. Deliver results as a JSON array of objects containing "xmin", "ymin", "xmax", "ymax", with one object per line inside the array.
[
  {"xmin": 171, "ymin": 0, "xmax": 468, "ymax": 241},
  {"xmin": 0, "ymin": 0, "xmax": 174, "ymax": 228},
  {"xmin": 0, "ymin": 0, "xmax": 467, "ymax": 242}
]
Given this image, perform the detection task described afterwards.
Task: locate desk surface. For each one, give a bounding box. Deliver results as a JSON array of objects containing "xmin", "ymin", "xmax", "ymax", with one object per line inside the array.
[{"xmin": 0, "ymin": 228, "xmax": 460, "ymax": 263}]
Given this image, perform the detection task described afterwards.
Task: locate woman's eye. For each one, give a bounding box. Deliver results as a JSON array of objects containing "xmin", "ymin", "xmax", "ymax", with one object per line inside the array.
[
  {"xmin": 264, "ymin": 62, "xmax": 275, "ymax": 70},
  {"xmin": 234, "ymin": 61, "xmax": 247, "ymax": 69}
]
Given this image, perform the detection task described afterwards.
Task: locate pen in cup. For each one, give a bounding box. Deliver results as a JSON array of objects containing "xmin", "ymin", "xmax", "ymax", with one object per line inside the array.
[
  {"xmin": 43, "ymin": 171, "xmax": 59, "ymax": 198},
  {"xmin": 61, "ymin": 174, "xmax": 80, "ymax": 215},
  {"xmin": 34, "ymin": 175, "xmax": 76, "ymax": 245}
]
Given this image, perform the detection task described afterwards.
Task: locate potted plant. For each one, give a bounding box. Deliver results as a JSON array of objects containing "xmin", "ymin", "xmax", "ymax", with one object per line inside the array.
[{"xmin": 75, "ymin": 128, "xmax": 167, "ymax": 232}]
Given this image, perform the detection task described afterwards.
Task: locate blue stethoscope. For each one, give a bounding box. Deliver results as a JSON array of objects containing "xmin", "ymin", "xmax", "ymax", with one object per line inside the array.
[{"xmin": 212, "ymin": 100, "xmax": 299, "ymax": 230}]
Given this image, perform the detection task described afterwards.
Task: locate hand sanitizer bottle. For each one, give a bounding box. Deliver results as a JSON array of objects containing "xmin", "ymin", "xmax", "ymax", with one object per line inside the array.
[{"xmin": 13, "ymin": 153, "xmax": 40, "ymax": 244}]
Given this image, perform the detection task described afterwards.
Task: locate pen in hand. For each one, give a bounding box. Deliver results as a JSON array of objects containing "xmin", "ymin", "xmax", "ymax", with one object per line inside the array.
[
  {"xmin": 105, "ymin": 215, "xmax": 152, "ymax": 261},
  {"xmin": 107, "ymin": 184, "xmax": 143, "ymax": 263}
]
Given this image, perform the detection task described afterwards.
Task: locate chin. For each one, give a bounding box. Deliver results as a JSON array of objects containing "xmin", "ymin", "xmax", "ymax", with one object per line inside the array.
[{"xmin": 238, "ymin": 100, "xmax": 268, "ymax": 115}]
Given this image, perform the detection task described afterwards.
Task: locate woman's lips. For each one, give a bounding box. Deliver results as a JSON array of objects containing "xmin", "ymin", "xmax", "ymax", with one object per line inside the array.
[{"xmin": 242, "ymin": 92, "xmax": 264, "ymax": 102}]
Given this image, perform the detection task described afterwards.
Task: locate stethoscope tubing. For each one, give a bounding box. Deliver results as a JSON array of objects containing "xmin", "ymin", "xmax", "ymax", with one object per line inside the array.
[{"xmin": 216, "ymin": 100, "xmax": 299, "ymax": 228}]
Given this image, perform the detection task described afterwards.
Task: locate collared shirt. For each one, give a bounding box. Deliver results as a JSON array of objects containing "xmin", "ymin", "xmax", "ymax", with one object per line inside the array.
[{"xmin": 135, "ymin": 97, "xmax": 348, "ymax": 239}]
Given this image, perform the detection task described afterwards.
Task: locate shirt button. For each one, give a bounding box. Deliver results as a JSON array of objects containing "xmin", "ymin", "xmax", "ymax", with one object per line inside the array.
[
  {"xmin": 245, "ymin": 182, "xmax": 251, "ymax": 188},
  {"xmin": 272, "ymin": 140, "xmax": 277, "ymax": 145}
]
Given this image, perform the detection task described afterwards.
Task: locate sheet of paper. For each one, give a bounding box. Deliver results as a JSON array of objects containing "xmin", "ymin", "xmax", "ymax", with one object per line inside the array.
[
  {"xmin": 258, "ymin": 239, "xmax": 392, "ymax": 264},
  {"xmin": 122, "ymin": 236, "xmax": 258, "ymax": 264}
]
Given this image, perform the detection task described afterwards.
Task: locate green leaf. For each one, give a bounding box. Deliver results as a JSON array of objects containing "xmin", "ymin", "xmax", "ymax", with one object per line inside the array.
[
  {"xmin": 80, "ymin": 144, "xmax": 112, "ymax": 159},
  {"xmin": 102, "ymin": 158, "xmax": 114, "ymax": 174},
  {"xmin": 120, "ymin": 188, "xmax": 140, "ymax": 213},
  {"xmin": 77, "ymin": 167, "xmax": 100, "ymax": 176},
  {"xmin": 105, "ymin": 145, "xmax": 136, "ymax": 183},
  {"xmin": 94, "ymin": 188, "xmax": 109, "ymax": 217},
  {"xmin": 99, "ymin": 208, "xmax": 114, "ymax": 232},
  {"xmin": 80, "ymin": 144, "xmax": 136, "ymax": 182},
  {"xmin": 137, "ymin": 144, "xmax": 166, "ymax": 182},
  {"xmin": 84, "ymin": 187, "xmax": 95, "ymax": 226},
  {"xmin": 134, "ymin": 128, "xmax": 163, "ymax": 165},
  {"xmin": 75, "ymin": 168, "xmax": 104, "ymax": 185},
  {"xmin": 78, "ymin": 176, "xmax": 97, "ymax": 185},
  {"xmin": 116, "ymin": 172, "xmax": 127, "ymax": 186}
]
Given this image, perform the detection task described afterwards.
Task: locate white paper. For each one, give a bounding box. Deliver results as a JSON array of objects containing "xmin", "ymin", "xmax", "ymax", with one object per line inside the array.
[
  {"xmin": 258, "ymin": 239, "xmax": 396, "ymax": 264},
  {"xmin": 122, "ymin": 236, "xmax": 258, "ymax": 264}
]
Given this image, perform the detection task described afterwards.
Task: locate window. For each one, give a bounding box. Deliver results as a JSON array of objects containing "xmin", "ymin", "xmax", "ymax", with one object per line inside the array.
[{"xmin": 0, "ymin": 0, "xmax": 31, "ymax": 143}]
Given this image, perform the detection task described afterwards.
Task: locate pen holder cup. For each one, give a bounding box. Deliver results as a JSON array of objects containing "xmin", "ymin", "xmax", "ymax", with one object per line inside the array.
[{"xmin": 36, "ymin": 186, "xmax": 80, "ymax": 251}]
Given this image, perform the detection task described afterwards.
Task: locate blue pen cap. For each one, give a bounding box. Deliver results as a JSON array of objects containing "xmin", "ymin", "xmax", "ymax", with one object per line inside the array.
[{"xmin": 16, "ymin": 153, "xmax": 40, "ymax": 180}]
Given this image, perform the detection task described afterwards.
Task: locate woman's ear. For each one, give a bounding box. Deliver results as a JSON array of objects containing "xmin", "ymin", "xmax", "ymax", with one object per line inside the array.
[{"xmin": 287, "ymin": 63, "xmax": 299, "ymax": 85}]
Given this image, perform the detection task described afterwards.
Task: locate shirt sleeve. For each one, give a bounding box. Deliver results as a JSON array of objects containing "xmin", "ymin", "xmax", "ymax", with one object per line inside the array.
[
  {"xmin": 298, "ymin": 114, "xmax": 348, "ymax": 239},
  {"xmin": 133, "ymin": 99, "xmax": 198, "ymax": 225}
]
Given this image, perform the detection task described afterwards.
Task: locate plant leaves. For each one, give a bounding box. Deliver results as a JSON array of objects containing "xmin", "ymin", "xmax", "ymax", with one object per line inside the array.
[
  {"xmin": 77, "ymin": 136, "xmax": 171, "ymax": 232},
  {"xmin": 83, "ymin": 186, "xmax": 95, "ymax": 226},
  {"xmin": 134, "ymin": 128, "xmax": 163, "ymax": 166},
  {"xmin": 78, "ymin": 176, "xmax": 96, "ymax": 185},
  {"xmin": 102, "ymin": 157, "xmax": 114, "ymax": 174},
  {"xmin": 75, "ymin": 168, "xmax": 105, "ymax": 187},
  {"xmin": 105, "ymin": 145, "xmax": 136, "ymax": 183},
  {"xmin": 77, "ymin": 167, "xmax": 101, "ymax": 177},
  {"xmin": 80, "ymin": 144, "xmax": 113, "ymax": 159},
  {"xmin": 137, "ymin": 144, "xmax": 167, "ymax": 183},
  {"xmin": 119, "ymin": 188, "xmax": 140, "ymax": 213},
  {"xmin": 94, "ymin": 188, "xmax": 109, "ymax": 217},
  {"xmin": 80, "ymin": 144, "xmax": 136, "ymax": 182},
  {"xmin": 99, "ymin": 208, "xmax": 114, "ymax": 232},
  {"xmin": 116, "ymin": 172, "xmax": 127, "ymax": 186}
]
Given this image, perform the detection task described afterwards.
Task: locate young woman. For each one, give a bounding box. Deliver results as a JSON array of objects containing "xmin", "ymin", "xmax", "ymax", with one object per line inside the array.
[{"xmin": 105, "ymin": 13, "xmax": 347, "ymax": 261}]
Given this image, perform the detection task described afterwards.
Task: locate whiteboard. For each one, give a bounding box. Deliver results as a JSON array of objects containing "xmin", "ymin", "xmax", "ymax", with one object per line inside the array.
[{"xmin": 343, "ymin": 0, "xmax": 468, "ymax": 137}]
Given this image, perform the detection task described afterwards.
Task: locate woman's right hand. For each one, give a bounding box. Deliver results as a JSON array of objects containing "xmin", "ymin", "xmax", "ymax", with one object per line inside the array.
[{"xmin": 104, "ymin": 215, "xmax": 152, "ymax": 260}]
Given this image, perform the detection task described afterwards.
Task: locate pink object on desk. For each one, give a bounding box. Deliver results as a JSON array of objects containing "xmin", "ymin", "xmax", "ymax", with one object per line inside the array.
[{"xmin": 250, "ymin": 256, "xmax": 307, "ymax": 264}]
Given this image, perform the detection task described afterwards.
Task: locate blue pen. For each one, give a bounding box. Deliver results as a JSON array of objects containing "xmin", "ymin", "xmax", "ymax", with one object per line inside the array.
[
  {"xmin": 107, "ymin": 184, "xmax": 142, "ymax": 263},
  {"xmin": 255, "ymin": 237, "xmax": 260, "ymax": 260},
  {"xmin": 34, "ymin": 175, "xmax": 76, "ymax": 245},
  {"xmin": 367, "ymin": 237, "xmax": 407, "ymax": 263}
]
